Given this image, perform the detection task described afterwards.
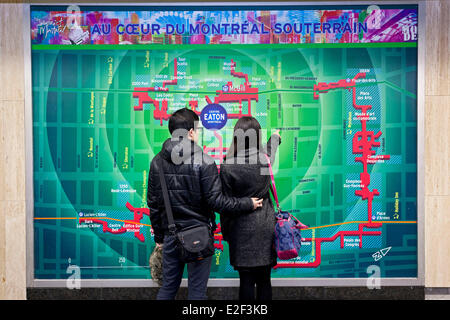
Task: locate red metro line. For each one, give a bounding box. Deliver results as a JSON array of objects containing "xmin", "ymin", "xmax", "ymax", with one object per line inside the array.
[{"xmin": 275, "ymin": 72, "xmax": 390, "ymax": 268}]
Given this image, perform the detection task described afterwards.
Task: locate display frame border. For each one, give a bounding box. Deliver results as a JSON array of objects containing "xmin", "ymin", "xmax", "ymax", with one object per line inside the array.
[{"xmin": 24, "ymin": 1, "xmax": 426, "ymax": 288}]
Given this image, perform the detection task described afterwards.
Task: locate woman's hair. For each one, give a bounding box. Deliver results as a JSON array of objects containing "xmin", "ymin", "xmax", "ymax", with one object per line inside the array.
[{"xmin": 225, "ymin": 116, "xmax": 263, "ymax": 159}]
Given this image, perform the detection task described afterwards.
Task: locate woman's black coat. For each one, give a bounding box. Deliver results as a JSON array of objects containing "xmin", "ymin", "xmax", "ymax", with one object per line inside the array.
[{"xmin": 219, "ymin": 134, "xmax": 281, "ymax": 268}]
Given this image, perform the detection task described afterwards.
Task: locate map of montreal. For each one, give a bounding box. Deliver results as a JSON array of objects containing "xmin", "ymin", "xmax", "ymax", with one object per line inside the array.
[{"xmin": 33, "ymin": 45, "xmax": 418, "ymax": 279}]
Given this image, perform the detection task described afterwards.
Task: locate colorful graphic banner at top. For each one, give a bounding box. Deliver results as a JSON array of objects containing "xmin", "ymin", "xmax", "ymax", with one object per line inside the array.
[{"xmin": 31, "ymin": 6, "xmax": 418, "ymax": 45}]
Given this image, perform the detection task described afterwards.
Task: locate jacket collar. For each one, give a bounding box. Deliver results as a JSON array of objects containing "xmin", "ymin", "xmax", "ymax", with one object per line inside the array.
[{"xmin": 161, "ymin": 137, "xmax": 202, "ymax": 164}]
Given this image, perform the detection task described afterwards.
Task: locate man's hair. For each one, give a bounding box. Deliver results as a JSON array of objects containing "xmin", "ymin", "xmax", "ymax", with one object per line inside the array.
[{"xmin": 168, "ymin": 108, "xmax": 199, "ymax": 136}]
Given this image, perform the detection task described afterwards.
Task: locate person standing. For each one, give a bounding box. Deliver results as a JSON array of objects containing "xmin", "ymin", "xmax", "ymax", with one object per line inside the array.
[
  {"xmin": 147, "ymin": 108, "xmax": 262, "ymax": 300},
  {"xmin": 220, "ymin": 116, "xmax": 281, "ymax": 300}
]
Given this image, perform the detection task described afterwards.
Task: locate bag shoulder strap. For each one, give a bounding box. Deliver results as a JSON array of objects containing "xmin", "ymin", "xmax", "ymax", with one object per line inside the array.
[
  {"xmin": 157, "ymin": 157, "xmax": 177, "ymax": 235},
  {"xmin": 264, "ymin": 154, "xmax": 279, "ymax": 210},
  {"xmin": 264, "ymin": 154, "xmax": 308, "ymax": 229}
]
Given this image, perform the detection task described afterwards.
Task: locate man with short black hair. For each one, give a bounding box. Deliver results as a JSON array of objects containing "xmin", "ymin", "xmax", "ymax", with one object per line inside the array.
[{"xmin": 147, "ymin": 108, "xmax": 262, "ymax": 300}]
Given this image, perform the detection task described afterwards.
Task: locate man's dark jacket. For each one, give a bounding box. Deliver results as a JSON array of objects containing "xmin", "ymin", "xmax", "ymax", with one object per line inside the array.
[{"xmin": 147, "ymin": 137, "xmax": 254, "ymax": 244}]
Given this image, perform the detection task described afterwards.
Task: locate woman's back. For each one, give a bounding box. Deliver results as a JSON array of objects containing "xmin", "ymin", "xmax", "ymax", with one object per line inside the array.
[
  {"xmin": 219, "ymin": 134, "xmax": 280, "ymax": 269},
  {"xmin": 221, "ymin": 148, "xmax": 271, "ymax": 198}
]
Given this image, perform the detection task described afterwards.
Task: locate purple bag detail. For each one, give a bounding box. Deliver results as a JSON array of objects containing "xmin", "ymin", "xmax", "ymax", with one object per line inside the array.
[
  {"xmin": 274, "ymin": 210, "xmax": 308, "ymax": 260},
  {"xmin": 265, "ymin": 154, "xmax": 308, "ymax": 260}
]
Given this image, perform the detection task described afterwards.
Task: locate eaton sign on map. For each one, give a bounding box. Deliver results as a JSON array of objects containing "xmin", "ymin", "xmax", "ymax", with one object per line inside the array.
[{"xmin": 30, "ymin": 4, "xmax": 419, "ymax": 281}]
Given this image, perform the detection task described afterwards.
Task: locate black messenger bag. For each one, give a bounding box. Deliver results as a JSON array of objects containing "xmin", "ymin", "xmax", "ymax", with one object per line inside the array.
[{"xmin": 157, "ymin": 158, "xmax": 215, "ymax": 263}]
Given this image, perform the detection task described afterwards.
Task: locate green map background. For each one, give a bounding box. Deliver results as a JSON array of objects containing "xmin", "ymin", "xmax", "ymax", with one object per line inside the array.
[{"xmin": 32, "ymin": 44, "xmax": 418, "ymax": 279}]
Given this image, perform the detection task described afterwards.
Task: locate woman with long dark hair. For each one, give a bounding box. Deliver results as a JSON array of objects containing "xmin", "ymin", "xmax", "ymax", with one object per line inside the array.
[{"xmin": 219, "ymin": 116, "xmax": 281, "ymax": 300}]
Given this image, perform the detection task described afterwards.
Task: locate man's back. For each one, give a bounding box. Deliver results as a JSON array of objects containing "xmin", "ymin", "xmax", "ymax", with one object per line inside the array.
[
  {"xmin": 147, "ymin": 137, "xmax": 254, "ymax": 245},
  {"xmin": 146, "ymin": 107, "xmax": 259, "ymax": 300}
]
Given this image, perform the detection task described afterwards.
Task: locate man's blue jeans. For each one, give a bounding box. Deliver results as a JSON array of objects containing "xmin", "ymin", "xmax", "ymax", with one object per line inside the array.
[{"xmin": 156, "ymin": 234, "xmax": 212, "ymax": 300}]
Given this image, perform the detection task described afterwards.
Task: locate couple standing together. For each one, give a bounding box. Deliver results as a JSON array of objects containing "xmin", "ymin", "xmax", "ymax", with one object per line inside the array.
[{"xmin": 147, "ymin": 108, "xmax": 281, "ymax": 300}]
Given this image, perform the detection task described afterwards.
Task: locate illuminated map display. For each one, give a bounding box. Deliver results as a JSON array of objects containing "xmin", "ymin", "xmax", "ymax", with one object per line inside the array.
[{"xmin": 30, "ymin": 4, "xmax": 418, "ymax": 280}]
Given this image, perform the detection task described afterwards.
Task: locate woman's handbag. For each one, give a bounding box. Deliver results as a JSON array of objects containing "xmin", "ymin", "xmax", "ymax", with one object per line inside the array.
[
  {"xmin": 265, "ymin": 154, "xmax": 308, "ymax": 260},
  {"xmin": 157, "ymin": 158, "xmax": 215, "ymax": 263}
]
